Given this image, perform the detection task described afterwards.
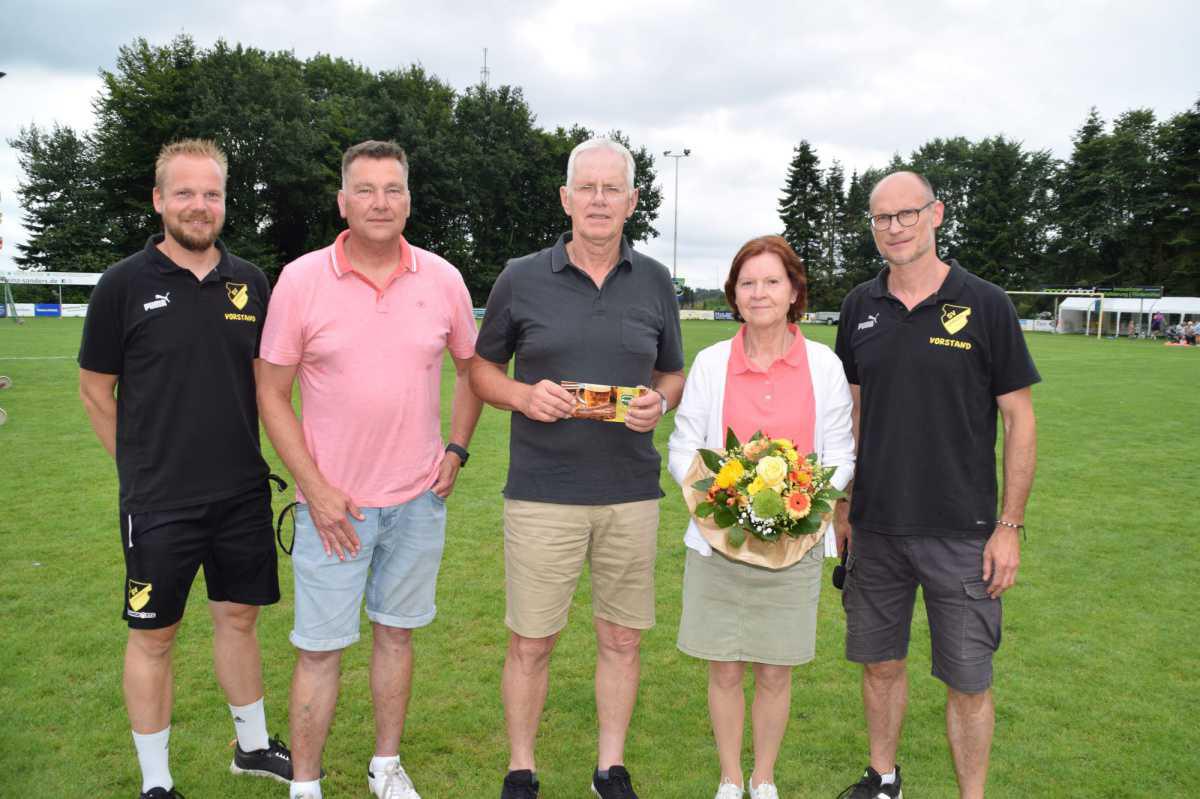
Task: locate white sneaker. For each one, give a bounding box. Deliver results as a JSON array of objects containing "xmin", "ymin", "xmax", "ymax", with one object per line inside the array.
[
  {"xmin": 368, "ymin": 760, "xmax": 421, "ymax": 799},
  {"xmin": 715, "ymin": 780, "xmax": 745, "ymax": 799},
  {"xmin": 748, "ymin": 779, "xmax": 779, "ymax": 799}
]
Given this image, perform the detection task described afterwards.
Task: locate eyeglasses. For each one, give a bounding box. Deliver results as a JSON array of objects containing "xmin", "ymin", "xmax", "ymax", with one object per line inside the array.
[
  {"xmin": 868, "ymin": 200, "xmax": 935, "ymax": 232},
  {"xmin": 572, "ymin": 183, "xmax": 628, "ymax": 200}
]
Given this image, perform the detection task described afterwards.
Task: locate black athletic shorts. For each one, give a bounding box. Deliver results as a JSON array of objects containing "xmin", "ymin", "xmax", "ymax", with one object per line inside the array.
[
  {"xmin": 120, "ymin": 483, "xmax": 279, "ymax": 629},
  {"xmin": 842, "ymin": 529, "xmax": 1002, "ymax": 694}
]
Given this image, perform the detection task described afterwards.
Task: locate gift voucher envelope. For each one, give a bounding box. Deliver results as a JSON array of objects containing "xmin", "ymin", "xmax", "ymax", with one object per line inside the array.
[{"xmin": 561, "ymin": 381, "xmax": 646, "ymax": 422}]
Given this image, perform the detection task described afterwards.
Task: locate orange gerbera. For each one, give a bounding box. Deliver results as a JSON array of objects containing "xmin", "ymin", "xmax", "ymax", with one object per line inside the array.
[{"xmin": 787, "ymin": 491, "xmax": 812, "ymax": 519}]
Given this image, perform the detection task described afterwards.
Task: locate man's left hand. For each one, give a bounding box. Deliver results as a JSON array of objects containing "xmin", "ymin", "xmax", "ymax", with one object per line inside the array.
[
  {"xmin": 431, "ymin": 451, "xmax": 463, "ymax": 499},
  {"xmin": 624, "ymin": 390, "xmax": 664, "ymax": 433},
  {"xmin": 982, "ymin": 525, "xmax": 1020, "ymax": 598}
]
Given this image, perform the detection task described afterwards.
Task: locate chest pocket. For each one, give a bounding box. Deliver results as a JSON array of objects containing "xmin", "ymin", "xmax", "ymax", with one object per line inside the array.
[{"xmin": 620, "ymin": 307, "xmax": 660, "ymax": 356}]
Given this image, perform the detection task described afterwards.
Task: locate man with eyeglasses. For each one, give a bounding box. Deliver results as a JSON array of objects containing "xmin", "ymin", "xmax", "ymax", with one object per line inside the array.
[
  {"xmin": 470, "ymin": 138, "xmax": 685, "ymax": 799},
  {"xmin": 257, "ymin": 140, "xmax": 482, "ymax": 799},
  {"xmin": 832, "ymin": 171, "xmax": 1039, "ymax": 799}
]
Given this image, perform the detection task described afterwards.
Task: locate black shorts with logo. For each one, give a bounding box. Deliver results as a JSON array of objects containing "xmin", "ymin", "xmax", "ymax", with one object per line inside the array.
[
  {"xmin": 120, "ymin": 483, "xmax": 279, "ymax": 629},
  {"xmin": 842, "ymin": 529, "xmax": 1002, "ymax": 694}
]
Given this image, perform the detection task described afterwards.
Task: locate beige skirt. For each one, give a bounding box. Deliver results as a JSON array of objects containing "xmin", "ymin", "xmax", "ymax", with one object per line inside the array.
[{"xmin": 676, "ymin": 543, "xmax": 823, "ymax": 666}]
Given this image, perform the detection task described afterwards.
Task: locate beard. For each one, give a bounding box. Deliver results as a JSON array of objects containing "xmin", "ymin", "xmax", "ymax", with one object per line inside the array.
[{"xmin": 165, "ymin": 213, "xmax": 223, "ymax": 252}]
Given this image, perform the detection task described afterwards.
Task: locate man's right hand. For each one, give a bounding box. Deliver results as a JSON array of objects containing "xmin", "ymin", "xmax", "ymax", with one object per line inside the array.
[
  {"xmin": 519, "ymin": 379, "xmax": 575, "ymax": 423},
  {"xmin": 305, "ymin": 483, "xmax": 365, "ymax": 560},
  {"xmin": 834, "ymin": 500, "xmax": 853, "ymax": 556}
]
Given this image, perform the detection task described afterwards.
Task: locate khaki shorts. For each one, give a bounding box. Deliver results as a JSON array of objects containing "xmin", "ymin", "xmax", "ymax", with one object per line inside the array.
[{"xmin": 503, "ymin": 498, "xmax": 659, "ymax": 638}]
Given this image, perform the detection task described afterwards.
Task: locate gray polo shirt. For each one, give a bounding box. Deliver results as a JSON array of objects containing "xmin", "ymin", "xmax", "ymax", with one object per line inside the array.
[{"xmin": 476, "ymin": 233, "xmax": 685, "ymax": 504}]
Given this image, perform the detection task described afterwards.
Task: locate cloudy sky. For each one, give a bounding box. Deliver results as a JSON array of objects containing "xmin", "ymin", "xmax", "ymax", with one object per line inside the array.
[{"xmin": 1, "ymin": 0, "xmax": 1197, "ymax": 289}]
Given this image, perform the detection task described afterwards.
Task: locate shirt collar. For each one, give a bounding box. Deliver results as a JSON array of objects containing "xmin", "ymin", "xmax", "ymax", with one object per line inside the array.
[
  {"xmin": 729, "ymin": 323, "xmax": 805, "ymax": 374},
  {"xmin": 330, "ymin": 229, "xmax": 416, "ymax": 280},
  {"xmin": 550, "ymin": 232, "xmax": 634, "ymax": 273},
  {"xmin": 870, "ymin": 258, "xmax": 966, "ymax": 302},
  {"xmin": 144, "ymin": 234, "xmax": 231, "ymax": 282}
]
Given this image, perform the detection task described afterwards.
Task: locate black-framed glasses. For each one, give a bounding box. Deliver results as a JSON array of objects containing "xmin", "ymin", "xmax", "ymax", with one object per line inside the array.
[{"xmin": 868, "ymin": 200, "xmax": 935, "ymax": 232}]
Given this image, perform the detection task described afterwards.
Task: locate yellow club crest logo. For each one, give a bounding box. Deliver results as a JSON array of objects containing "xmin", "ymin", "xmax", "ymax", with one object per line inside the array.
[
  {"xmin": 127, "ymin": 579, "xmax": 153, "ymax": 612},
  {"xmin": 226, "ymin": 282, "xmax": 249, "ymax": 311},
  {"xmin": 940, "ymin": 304, "xmax": 971, "ymax": 335}
]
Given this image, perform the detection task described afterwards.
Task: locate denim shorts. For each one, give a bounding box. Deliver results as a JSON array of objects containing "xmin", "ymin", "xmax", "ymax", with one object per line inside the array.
[{"xmin": 290, "ymin": 490, "xmax": 447, "ymax": 651}]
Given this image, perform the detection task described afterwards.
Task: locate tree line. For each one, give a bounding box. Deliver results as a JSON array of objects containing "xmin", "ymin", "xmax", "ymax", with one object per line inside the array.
[
  {"xmin": 11, "ymin": 36, "xmax": 662, "ymax": 302},
  {"xmin": 12, "ymin": 35, "xmax": 1198, "ymax": 309},
  {"xmin": 779, "ymin": 101, "xmax": 1200, "ymax": 310}
]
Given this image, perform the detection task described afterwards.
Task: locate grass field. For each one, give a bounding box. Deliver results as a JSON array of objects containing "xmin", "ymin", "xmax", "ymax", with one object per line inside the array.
[{"xmin": 0, "ymin": 318, "xmax": 1196, "ymax": 798}]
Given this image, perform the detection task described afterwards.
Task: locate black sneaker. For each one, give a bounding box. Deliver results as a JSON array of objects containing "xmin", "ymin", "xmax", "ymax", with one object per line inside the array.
[
  {"xmin": 837, "ymin": 765, "xmax": 902, "ymax": 798},
  {"xmin": 591, "ymin": 765, "xmax": 638, "ymax": 798},
  {"xmin": 139, "ymin": 789, "xmax": 185, "ymax": 799},
  {"xmin": 229, "ymin": 736, "xmax": 297, "ymax": 783},
  {"xmin": 501, "ymin": 769, "xmax": 540, "ymax": 799}
]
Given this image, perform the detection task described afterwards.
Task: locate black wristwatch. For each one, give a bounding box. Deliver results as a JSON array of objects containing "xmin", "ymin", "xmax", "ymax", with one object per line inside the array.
[{"xmin": 445, "ymin": 443, "xmax": 470, "ymax": 466}]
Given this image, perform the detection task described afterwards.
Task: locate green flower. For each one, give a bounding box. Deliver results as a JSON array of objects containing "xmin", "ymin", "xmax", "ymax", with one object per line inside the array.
[{"xmin": 751, "ymin": 489, "xmax": 784, "ymax": 520}]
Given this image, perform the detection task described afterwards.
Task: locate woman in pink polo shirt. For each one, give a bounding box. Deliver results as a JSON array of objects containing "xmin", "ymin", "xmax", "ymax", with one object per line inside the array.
[{"xmin": 668, "ymin": 236, "xmax": 855, "ymax": 799}]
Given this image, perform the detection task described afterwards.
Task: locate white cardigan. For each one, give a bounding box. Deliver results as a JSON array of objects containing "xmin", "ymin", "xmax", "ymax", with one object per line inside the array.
[{"xmin": 667, "ymin": 336, "xmax": 856, "ymax": 557}]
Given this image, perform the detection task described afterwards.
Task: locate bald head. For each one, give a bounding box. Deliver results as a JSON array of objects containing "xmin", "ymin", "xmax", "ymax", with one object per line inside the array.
[{"xmin": 869, "ymin": 170, "xmax": 936, "ymax": 209}]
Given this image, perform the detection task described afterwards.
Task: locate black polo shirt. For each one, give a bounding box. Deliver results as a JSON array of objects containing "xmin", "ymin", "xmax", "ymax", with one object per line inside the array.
[
  {"xmin": 476, "ymin": 233, "xmax": 685, "ymax": 504},
  {"xmin": 834, "ymin": 259, "xmax": 1040, "ymax": 537},
  {"xmin": 79, "ymin": 235, "xmax": 271, "ymax": 513}
]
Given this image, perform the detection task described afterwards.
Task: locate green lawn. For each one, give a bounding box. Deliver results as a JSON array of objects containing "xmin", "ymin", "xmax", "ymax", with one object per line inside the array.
[{"xmin": 0, "ymin": 319, "xmax": 1195, "ymax": 798}]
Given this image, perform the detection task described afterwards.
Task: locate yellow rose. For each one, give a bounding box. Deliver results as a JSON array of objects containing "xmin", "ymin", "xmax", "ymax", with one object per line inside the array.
[
  {"xmin": 747, "ymin": 476, "xmax": 765, "ymax": 496},
  {"xmin": 771, "ymin": 438, "xmax": 795, "ymax": 453},
  {"xmin": 756, "ymin": 455, "xmax": 788, "ymax": 488}
]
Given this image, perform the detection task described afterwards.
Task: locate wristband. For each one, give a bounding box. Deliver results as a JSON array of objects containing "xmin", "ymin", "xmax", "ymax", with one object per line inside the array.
[
  {"xmin": 445, "ymin": 443, "xmax": 470, "ymax": 466},
  {"xmin": 995, "ymin": 519, "xmax": 1025, "ymax": 534}
]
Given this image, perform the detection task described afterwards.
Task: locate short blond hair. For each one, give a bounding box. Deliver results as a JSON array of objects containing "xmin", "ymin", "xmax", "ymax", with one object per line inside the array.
[{"xmin": 155, "ymin": 139, "xmax": 228, "ymax": 189}]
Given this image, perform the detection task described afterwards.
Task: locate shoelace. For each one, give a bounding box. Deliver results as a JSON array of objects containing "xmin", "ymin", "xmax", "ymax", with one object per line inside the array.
[
  {"xmin": 599, "ymin": 771, "xmax": 635, "ymax": 798},
  {"xmin": 835, "ymin": 773, "xmax": 881, "ymax": 799},
  {"xmin": 381, "ymin": 763, "xmax": 416, "ymax": 799},
  {"xmin": 750, "ymin": 782, "xmax": 779, "ymax": 799}
]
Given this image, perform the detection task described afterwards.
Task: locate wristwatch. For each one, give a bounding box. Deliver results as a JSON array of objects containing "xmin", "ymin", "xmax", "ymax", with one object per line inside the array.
[
  {"xmin": 652, "ymin": 388, "xmax": 669, "ymax": 416},
  {"xmin": 445, "ymin": 443, "xmax": 470, "ymax": 466}
]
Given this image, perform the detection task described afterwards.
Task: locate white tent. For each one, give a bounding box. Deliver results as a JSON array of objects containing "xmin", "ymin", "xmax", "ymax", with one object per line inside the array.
[{"xmin": 1057, "ymin": 296, "xmax": 1200, "ymax": 335}]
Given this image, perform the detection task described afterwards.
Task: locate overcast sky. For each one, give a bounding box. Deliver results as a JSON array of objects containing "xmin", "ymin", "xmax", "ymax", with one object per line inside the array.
[{"xmin": 1, "ymin": 0, "xmax": 1197, "ymax": 288}]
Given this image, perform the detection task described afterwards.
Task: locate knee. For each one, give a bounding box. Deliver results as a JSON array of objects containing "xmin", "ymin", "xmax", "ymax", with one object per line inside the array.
[
  {"xmin": 753, "ymin": 664, "xmax": 792, "ymax": 695},
  {"xmin": 709, "ymin": 661, "xmax": 746, "ymax": 692},
  {"xmin": 864, "ymin": 659, "xmax": 906, "ymax": 687},
  {"xmin": 128, "ymin": 627, "xmax": 177, "ymax": 660},
  {"xmin": 373, "ymin": 624, "xmax": 413, "ymax": 653},
  {"xmin": 947, "ymin": 685, "xmax": 991, "ymax": 715},
  {"xmin": 212, "ymin": 602, "xmax": 259, "ymax": 637},
  {"xmin": 296, "ymin": 647, "xmax": 342, "ymax": 676},
  {"xmin": 509, "ymin": 632, "xmax": 557, "ymax": 671},
  {"xmin": 596, "ymin": 623, "xmax": 641, "ymax": 661}
]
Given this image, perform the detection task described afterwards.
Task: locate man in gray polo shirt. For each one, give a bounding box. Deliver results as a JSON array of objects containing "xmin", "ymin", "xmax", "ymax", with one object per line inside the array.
[{"xmin": 471, "ymin": 138, "xmax": 685, "ymax": 799}]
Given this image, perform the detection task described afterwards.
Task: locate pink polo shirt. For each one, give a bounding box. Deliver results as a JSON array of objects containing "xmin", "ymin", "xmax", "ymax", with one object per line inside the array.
[
  {"xmin": 722, "ymin": 324, "xmax": 816, "ymax": 453},
  {"xmin": 260, "ymin": 230, "xmax": 477, "ymax": 506}
]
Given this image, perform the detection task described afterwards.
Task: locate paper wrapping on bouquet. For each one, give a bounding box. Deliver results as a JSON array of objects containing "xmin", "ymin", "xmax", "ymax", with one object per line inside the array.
[{"xmin": 682, "ymin": 451, "xmax": 834, "ymax": 570}]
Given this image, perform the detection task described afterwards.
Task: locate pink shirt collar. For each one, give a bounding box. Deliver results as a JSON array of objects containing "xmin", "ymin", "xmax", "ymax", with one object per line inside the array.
[
  {"xmin": 330, "ymin": 229, "xmax": 416, "ymax": 288},
  {"xmin": 728, "ymin": 323, "xmax": 806, "ymax": 374}
]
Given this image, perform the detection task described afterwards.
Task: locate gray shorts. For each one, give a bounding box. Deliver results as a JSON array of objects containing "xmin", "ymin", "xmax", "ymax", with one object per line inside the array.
[
  {"xmin": 842, "ymin": 529, "xmax": 1001, "ymax": 693},
  {"xmin": 290, "ymin": 490, "xmax": 447, "ymax": 651}
]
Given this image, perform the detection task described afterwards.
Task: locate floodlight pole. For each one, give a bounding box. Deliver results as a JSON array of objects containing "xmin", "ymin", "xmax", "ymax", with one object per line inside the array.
[{"xmin": 663, "ymin": 149, "xmax": 690, "ymax": 279}]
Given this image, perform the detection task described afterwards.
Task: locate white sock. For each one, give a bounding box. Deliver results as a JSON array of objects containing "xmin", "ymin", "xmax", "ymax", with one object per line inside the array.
[
  {"xmin": 290, "ymin": 778, "xmax": 322, "ymax": 798},
  {"xmin": 879, "ymin": 769, "xmax": 897, "ymax": 785},
  {"xmin": 230, "ymin": 697, "xmax": 269, "ymax": 752},
  {"xmin": 132, "ymin": 727, "xmax": 172, "ymax": 793},
  {"xmin": 370, "ymin": 754, "xmax": 400, "ymax": 776}
]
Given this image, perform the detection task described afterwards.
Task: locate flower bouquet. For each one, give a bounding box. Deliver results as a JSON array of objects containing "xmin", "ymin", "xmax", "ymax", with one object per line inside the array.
[{"xmin": 682, "ymin": 428, "xmax": 845, "ymax": 569}]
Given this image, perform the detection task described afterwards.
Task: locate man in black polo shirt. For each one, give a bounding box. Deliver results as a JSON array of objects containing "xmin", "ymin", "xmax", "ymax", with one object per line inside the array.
[
  {"xmin": 833, "ymin": 171, "xmax": 1038, "ymax": 799},
  {"xmin": 470, "ymin": 138, "xmax": 684, "ymax": 799},
  {"xmin": 79, "ymin": 139, "xmax": 295, "ymax": 799}
]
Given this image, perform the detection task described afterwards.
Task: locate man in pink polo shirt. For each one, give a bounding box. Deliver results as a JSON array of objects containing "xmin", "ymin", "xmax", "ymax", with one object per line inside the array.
[{"xmin": 257, "ymin": 140, "xmax": 482, "ymax": 799}]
